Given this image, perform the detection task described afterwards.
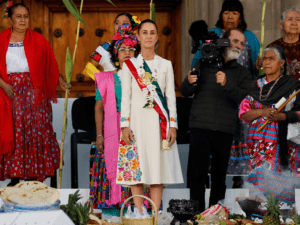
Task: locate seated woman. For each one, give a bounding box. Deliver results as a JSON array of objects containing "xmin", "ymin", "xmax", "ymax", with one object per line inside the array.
[{"xmin": 239, "ymin": 46, "xmax": 300, "ymax": 204}]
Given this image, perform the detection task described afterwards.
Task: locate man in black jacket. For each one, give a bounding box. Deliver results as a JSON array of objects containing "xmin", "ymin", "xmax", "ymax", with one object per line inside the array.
[{"xmin": 181, "ymin": 28, "xmax": 252, "ymax": 211}]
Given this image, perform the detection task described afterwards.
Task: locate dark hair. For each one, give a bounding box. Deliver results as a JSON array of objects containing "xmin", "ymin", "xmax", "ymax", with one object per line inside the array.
[
  {"xmin": 8, "ymin": 4, "xmax": 29, "ymax": 18},
  {"xmin": 115, "ymin": 13, "xmax": 134, "ymax": 28},
  {"xmin": 108, "ymin": 41, "xmax": 140, "ymax": 69},
  {"xmin": 215, "ymin": 0, "xmax": 247, "ymax": 31},
  {"xmin": 138, "ymin": 19, "xmax": 158, "ymax": 33},
  {"xmin": 223, "ymin": 27, "xmax": 244, "ymax": 39}
]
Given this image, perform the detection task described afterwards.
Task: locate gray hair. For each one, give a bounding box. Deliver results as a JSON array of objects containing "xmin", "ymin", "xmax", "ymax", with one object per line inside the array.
[
  {"xmin": 281, "ymin": 7, "xmax": 300, "ymax": 24},
  {"xmin": 262, "ymin": 47, "xmax": 285, "ymax": 73}
]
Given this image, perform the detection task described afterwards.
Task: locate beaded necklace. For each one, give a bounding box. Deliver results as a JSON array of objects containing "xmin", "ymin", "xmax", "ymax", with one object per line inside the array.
[{"xmin": 259, "ymin": 75, "xmax": 282, "ymax": 101}]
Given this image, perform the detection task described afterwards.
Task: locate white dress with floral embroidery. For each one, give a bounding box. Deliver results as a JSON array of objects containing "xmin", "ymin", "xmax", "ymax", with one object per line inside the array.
[{"xmin": 117, "ymin": 54, "xmax": 184, "ymax": 186}]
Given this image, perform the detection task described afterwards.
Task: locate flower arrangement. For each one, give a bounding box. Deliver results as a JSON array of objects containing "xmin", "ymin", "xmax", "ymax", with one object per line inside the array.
[{"xmin": 2, "ymin": 0, "xmax": 12, "ymax": 18}]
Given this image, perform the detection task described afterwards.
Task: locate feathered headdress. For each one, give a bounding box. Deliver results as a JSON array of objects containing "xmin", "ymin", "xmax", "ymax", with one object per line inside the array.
[{"xmin": 112, "ymin": 23, "xmax": 139, "ymax": 57}]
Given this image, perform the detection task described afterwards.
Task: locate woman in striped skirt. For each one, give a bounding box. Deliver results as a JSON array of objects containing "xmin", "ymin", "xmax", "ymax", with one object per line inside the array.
[{"xmin": 239, "ymin": 46, "xmax": 300, "ymax": 205}]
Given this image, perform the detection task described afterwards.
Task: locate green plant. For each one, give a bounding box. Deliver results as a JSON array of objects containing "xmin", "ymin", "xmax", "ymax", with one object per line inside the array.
[
  {"xmin": 60, "ymin": 190, "xmax": 91, "ymax": 225},
  {"xmin": 262, "ymin": 192, "xmax": 283, "ymax": 225},
  {"xmin": 150, "ymin": 0, "xmax": 156, "ymax": 22},
  {"xmin": 228, "ymin": 213, "xmax": 246, "ymax": 220},
  {"xmin": 58, "ymin": 0, "xmax": 115, "ymax": 188},
  {"xmin": 259, "ymin": 0, "xmax": 267, "ymax": 76}
]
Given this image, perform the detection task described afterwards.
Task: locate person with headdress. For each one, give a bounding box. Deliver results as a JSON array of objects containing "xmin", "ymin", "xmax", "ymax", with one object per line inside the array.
[
  {"xmin": 240, "ymin": 46, "xmax": 300, "ymax": 204},
  {"xmin": 83, "ymin": 13, "xmax": 141, "ymax": 78},
  {"xmin": 83, "ymin": 14, "xmax": 141, "ymax": 197},
  {"xmin": 90, "ymin": 23, "xmax": 149, "ymax": 215},
  {"xmin": 0, "ymin": 4, "xmax": 70, "ymax": 185},
  {"xmin": 118, "ymin": 19, "xmax": 184, "ymax": 216},
  {"xmin": 257, "ymin": 8, "xmax": 300, "ymax": 80}
]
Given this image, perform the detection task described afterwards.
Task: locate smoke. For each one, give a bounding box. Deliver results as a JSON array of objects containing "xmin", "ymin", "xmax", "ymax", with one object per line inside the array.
[{"xmin": 240, "ymin": 163, "xmax": 300, "ymax": 209}]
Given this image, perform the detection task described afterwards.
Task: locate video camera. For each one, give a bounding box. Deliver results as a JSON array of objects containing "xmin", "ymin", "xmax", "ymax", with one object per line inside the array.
[{"xmin": 189, "ymin": 20, "xmax": 230, "ymax": 65}]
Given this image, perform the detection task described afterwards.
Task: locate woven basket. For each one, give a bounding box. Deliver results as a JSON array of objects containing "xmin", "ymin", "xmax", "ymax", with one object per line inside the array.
[
  {"xmin": 120, "ymin": 195, "xmax": 158, "ymax": 225},
  {"xmin": 86, "ymin": 199, "xmax": 103, "ymax": 225}
]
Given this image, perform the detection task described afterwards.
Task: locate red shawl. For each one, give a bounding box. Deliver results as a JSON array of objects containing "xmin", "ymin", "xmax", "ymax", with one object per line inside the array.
[{"xmin": 0, "ymin": 28, "xmax": 60, "ymax": 156}]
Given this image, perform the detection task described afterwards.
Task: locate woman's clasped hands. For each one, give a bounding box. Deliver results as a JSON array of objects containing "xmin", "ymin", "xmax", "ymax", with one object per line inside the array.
[{"xmin": 260, "ymin": 107, "xmax": 286, "ymax": 123}]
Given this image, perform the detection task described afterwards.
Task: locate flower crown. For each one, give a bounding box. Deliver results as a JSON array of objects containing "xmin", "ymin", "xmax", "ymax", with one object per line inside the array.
[
  {"xmin": 131, "ymin": 16, "xmax": 141, "ymax": 34},
  {"xmin": 2, "ymin": 0, "xmax": 12, "ymax": 18},
  {"xmin": 112, "ymin": 23, "xmax": 139, "ymax": 57}
]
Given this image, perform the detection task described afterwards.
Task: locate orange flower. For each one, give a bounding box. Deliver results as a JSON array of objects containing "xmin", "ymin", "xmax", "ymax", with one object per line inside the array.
[
  {"xmin": 117, "ymin": 176, "xmax": 123, "ymax": 182},
  {"xmin": 131, "ymin": 158, "xmax": 138, "ymax": 170},
  {"xmin": 170, "ymin": 117, "xmax": 175, "ymax": 122},
  {"xmin": 120, "ymin": 147, "xmax": 126, "ymax": 155}
]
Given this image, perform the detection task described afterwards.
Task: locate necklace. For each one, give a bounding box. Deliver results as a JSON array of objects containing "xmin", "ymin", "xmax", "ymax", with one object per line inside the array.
[
  {"xmin": 137, "ymin": 54, "xmax": 159, "ymax": 82},
  {"xmin": 137, "ymin": 54, "xmax": 159, "ymax": 108},
  {"xmin": 259, "ymin": 75, "xmax": 282, "ymax": 101}
]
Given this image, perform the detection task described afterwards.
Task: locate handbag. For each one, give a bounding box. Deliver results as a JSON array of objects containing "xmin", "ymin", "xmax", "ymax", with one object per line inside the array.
[{"xmin": 287, "ymin": 122, "xmax": 300, "ymax": 144}]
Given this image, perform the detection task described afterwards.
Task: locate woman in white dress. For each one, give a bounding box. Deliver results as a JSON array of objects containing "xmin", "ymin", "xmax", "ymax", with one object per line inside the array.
[{"xmin": 118, "ymin": 19, "xmax": 183, "ymax": 215}]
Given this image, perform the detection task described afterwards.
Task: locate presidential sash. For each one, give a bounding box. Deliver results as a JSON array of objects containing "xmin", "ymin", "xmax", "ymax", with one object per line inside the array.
[{"xmin": 125, "ymin": 58, "xmax": 171, "ymax": 150}]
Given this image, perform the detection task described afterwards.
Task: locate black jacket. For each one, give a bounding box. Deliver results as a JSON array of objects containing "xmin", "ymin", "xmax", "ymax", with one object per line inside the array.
[{"xmin": 180, "ymin": 59, "xmax": 251, "ymax": 135}]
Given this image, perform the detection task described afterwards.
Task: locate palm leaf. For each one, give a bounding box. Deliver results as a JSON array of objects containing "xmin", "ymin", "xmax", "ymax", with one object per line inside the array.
[
  {"xmin": 62, "ymin": 0, "xmax": 86, "ymax": 26},
  {"xmin": 106, "ymin": 0, "xmax": 116, "ymax": 7}
]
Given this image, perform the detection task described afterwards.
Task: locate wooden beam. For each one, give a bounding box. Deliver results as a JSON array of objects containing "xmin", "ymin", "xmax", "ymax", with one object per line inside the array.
[{"xmin": 42, "ymin": 0, "xmax": 180, "ymax": 12}]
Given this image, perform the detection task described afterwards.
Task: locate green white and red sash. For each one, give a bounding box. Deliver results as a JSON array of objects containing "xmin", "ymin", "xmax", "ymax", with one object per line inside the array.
[{"xmin": 125, "ymin": 57, "xmax": 170, "ymax": 142}]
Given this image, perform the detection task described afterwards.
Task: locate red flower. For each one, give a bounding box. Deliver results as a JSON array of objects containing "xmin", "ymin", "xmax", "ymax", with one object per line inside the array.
[
  {"xmin": 120, "ymin": 140, "xmax": 126, "ymax": 146},
  {"xmin": 258, "ymin": 142, "xmax": 266, "ymax": 151},
  {"xmin": 265, "ymin": 149, "xmax": 274, "ymax": 162},
  {"xmin": 7, "ymin": 1, "xmax": 12, "ymax": 7},
  {"xmin": 248, "ymin": 146, "xmax": 254, "ymax": 155},
  {"xmin": 93, "ymin": 53, "xmax": 102, "ymax": 62},
  {"xmin": 255, "ymin": 155, "xmax": 263, "ymax": 167}
]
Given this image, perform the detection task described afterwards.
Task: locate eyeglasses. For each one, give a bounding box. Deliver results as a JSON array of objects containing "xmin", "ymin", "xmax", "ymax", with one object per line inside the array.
[{"xmin": 118, "ymin": 48, "xmax": 136, "ymax": 53}]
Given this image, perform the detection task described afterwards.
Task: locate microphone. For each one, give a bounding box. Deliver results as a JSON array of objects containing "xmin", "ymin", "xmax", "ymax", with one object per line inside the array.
[{"xmin": 189, "ymin": 20, "xmax": 208, "ymax": 54}]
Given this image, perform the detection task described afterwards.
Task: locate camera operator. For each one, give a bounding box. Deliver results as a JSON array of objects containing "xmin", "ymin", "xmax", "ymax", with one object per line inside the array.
[{"xmin": 181, "ymin": 28, "xmax": 252, "ymax": 212}]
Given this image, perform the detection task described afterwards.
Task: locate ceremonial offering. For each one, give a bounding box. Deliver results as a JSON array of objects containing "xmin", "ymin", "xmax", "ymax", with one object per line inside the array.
[
  {"xmin": 197, "ymin": 214, "xmax": 221, "ymax": 224},
  {"xmin": 0, "ymin": 181, "xmax": 60, "ymax": 213},
  {"xmin": 201, "ymin": 204, "xmax": 229, "ymax": 220},
  {"xmin": 167, "ymin": 199, "xmax": 201, "ymax": 225},
  {"xmin": 120, "ymin": 195, "xmax": 158, "ymax": 225},
  {"xmin": 236, "ymin": 197, "xmax": 261, "ymax": 220}
]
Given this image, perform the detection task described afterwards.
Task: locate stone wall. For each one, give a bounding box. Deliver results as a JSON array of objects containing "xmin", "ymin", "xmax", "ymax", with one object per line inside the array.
[{"xmin": 181, "ymin": 0, "xmax": 300, "ymax": 81}]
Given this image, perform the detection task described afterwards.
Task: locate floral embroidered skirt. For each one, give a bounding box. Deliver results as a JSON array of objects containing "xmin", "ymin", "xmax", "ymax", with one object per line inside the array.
[
  {"xmin": 248, "ymin": 139, "xmax": 300, "ymax": 204},
  {"xmin": 0, "ymin": 72, "xmax": 60, "ymax": 181},
  {"xmin": 89, "ymin": 143, "xmax": 155, "ymax": 211}
]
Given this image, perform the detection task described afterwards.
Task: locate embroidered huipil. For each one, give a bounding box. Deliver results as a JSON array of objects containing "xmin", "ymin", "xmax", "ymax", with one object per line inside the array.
[{"xmin": 239, "ymin": 77, "xmax": 300, "ymax": 204}]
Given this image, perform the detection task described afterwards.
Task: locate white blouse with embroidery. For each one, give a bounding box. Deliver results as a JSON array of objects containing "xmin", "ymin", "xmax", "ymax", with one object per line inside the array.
[{"xmin": 6, "ymin": 42, "xmax": 30, "ymax": 74}]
